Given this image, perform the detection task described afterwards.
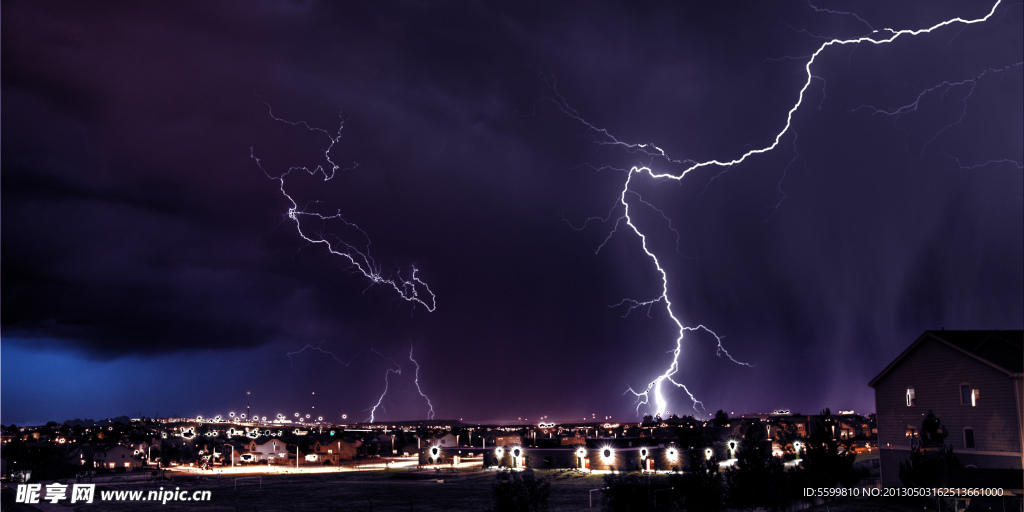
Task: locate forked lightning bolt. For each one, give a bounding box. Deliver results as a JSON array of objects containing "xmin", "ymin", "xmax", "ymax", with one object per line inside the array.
[
  {"xmin": 550, "ymin": 1, "xmax": 1013, "ymax": 416},
  {"xmin": 250, "ymin": 99, "xmax": 436, "ymax": 312}
]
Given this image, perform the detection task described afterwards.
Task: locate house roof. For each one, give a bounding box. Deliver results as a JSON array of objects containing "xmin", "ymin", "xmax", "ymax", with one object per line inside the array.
[{"xmin": 869, "ymin": 330, "xmax": 1023, "ymax": 388}]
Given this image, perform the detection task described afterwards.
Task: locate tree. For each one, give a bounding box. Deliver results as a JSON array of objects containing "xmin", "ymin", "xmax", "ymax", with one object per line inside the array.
[
  {"xmin": 602, "ymin": 472, "xmax": 678, "ymax": 512},
  {"xmin": 724, "ymin": 423, "xmax": 787, "ymax": 509},
  {"xmin": 802, "ymin": 409, "xmax": 858, "ymax": 488},
  {"xmin": 672, "ymin": 468, "xmax": 723, "ymax": 511},
  {"xmin": 900, "ymin": 412, "xmax": 960, "ymax": 488},
  {"xmin": 491, "ymin": 469, "xmax": 550, "ymax": 512},
  {"xmin": 899, "ymin": 446, "xmax": 961, "ymax": 488},
  {"xmin": 919, "ymin": 410, "xmax": 947, "ymax": 448},
  {"xmin": 713, "ymin": 410, "xmax": 729, "ymax": 427}
]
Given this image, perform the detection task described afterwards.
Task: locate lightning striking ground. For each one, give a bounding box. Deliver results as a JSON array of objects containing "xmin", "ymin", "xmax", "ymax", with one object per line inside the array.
[
  {"xmin": 363, "ymin": 347, "xmax": 437, "ymax": 422},
  {"xmin": 250, "ymin": 100, "xmax": 436, "ymax": 312},
  {"xmin": 408, "ymin": 345, "xmax": 436, "ymax": 420},
  {"xmin": 550, "ymin": 1, "xmax": 1013, "ymax": 416},
  {"xmin": 367, "ymin": 349, "xmax": 402, "ymax": 423}
]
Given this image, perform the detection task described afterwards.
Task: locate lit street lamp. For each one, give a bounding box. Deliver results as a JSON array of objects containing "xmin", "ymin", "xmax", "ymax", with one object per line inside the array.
[
  {"xmin": 286, "ymin": 444, "xmax": 300, "ymax": 470},
  {"xmin": 224, "ymin": 444, "xmax": 234, "ymax": 470}
]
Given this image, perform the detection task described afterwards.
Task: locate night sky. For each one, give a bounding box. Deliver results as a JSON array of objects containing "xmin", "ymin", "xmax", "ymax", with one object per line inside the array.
[{"xmin": 2, "ymin": 0, "xmax": 1021, "ymax": 426}]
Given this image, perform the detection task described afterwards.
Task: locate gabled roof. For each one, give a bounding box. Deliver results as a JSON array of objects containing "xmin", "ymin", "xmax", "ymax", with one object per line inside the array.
[{"xmin": 869, "ymin": 330, "xmax": 1023, "ymax": 388}]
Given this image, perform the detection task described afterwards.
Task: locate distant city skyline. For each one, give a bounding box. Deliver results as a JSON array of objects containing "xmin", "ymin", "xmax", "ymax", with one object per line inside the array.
[{"xmin": 3, "ymin": 1, "xmax": 1022, "ymax": 426}]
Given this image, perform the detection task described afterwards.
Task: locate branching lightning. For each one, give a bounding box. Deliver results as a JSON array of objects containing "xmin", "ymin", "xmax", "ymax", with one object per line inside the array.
[
  {"xmin": 851, "ymin": 61, "xmax": 1024, "ymax": 166},
  {"xmin": 250, "ymin": 99, "xmax": 436, "ymax": 312},
  {"xmin": 549, "ymin": 1, "xmax": 1012, "ymax": 416},
  {"xmin": 806, "ymin": 1, "xmax": 875, "ymax": 32}
]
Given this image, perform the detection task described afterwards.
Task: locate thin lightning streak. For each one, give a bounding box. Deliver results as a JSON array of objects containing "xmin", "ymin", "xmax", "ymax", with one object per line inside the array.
[
  {"xmin": 632, "ymin": 192, "xmax": 691, "ymax": 259},
  {"xmin": 806, "ymin": 1, "xmax": 875, "ymax": 32},
  {"xmin": 368, "ymin": 349, "xmax": 402, "ymax": 423},
  {"xmin": 850, "ymin": 64, "xmax": 1024, "ymax": 121},
  {"xmin": 250, "ymin": 99, "xmax": 437, "ymax": 312},
  {"xmin": 549, "ymin": 1, "xmax": 1009, "ymax": 416},
  {"xmin": 408, "ymin": 345, "xmax": 436, "ymax": 420},
  {"xmin": 947, "ymin": 155, "xmax": 1024, "ymax": 171},
  {"xmin": 286, "ymin": 344, "xmax": 351, "ymax": 369},
  {"xmin": 763, "ymin": 133, "xmax": 803, "ymax": 224},
  {"xmin": 851, "ymin": 62, "xmax": 1024, "ymax": 166}
]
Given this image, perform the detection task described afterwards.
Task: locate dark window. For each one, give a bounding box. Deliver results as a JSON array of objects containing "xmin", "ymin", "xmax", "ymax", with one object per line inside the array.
[
  {"xmin": 963, "ymin": 427, "xmax": 975, "ymax": 449},
  {"xmin": 960, "ymin": 384, "xmax": 972, "ymax": 405}
]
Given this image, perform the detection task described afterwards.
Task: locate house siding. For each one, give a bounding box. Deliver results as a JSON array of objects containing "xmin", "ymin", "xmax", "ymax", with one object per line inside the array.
[{"xmin": 872, "ymin": 333, "xmax": 1023, "ymax": 488}]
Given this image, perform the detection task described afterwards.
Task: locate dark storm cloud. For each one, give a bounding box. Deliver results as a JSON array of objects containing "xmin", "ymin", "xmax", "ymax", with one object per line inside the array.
[{"xmin": 2, "ymin": 0, "xmax": 1021, "ymax": 423}]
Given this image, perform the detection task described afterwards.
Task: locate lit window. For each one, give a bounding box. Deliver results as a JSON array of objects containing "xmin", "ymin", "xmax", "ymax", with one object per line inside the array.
[
  {"xmin": 906, "ymin": 387, "xmax": 916, "ymax": 407},
  {"xmin": 963, "ymin": 427, "xmax": 975, "ymax": 449}
]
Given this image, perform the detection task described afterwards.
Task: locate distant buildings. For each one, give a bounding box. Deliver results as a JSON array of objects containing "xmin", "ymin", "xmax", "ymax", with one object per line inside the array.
[{"xmin": 869, "ymin": 330, "xmax": 1023, "ymax": 489}]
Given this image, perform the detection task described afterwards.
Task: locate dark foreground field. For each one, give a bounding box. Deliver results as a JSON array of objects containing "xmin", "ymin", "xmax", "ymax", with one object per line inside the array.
[
  {"xmin": 3, "ymin": 470, "xmax": 610, "ymax": 512},
  {"xmin": 3, "ymin": 469, "xmax": 1016, "ymax": 512}
]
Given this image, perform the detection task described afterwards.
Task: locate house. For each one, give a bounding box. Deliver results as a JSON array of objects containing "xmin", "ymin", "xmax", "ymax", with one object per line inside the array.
[
  {"xmin": 244, "ymin": 438, "xmax": 295, "ymax": 463},
  {"xmin": 430, "ymin": 433, "xmax": 458, "ymax": 448},
  {"xmin": 92, "ymin": 445, "xmax": 142, "ymax": 471},
  {"xmin": 495, "ymin": 435, "xmax": 521, "ymax": 447},
  {"xmin": 307, "ymin": 436, "xmax": 358, "ymax": 464},
  {"xmin": 214, "ymin": 441, "xmax": 246, "ymax": 465},
  {"xmin": 868, "ymin": 330, "xmax": 1022, "ymax": 489}
]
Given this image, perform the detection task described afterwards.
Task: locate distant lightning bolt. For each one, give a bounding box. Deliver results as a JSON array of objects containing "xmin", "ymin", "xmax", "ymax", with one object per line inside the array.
[
  {"xmin": 549, "ymin": 1, "xmax": 1012, "ymax": 416},
  {"xmin": 366, "ymin": 346, "xmax": 437, "ymax": 421},
  {"xmin": 368, "ymin": 349, "xmax": 402, "ymax": 423},
  {"xmin": 408, "ymin": 345, "xmax": 436, "ymax": 420},
  {"xmin": 250, "ymin": 99, "xmax": 436, "ymax": 312},
  {"xmin": 286, "ymin": 344, "xmax": 351, "ymax": 369}
]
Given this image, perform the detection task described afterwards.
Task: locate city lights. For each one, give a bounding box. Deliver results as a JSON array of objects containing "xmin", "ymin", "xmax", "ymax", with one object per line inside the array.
[{"xmin": 665, "ymin": 447, "xmax": 678, "ymax": 464}]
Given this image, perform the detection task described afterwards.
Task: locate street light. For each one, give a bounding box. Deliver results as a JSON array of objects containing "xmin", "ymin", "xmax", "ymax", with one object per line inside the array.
[
  {"xmin": 225, "ymin": 444, "xmax": 234, "ymax": 470},
  {"xmin": 665, "ymin": 447, "xmax": 679, "ymax": 465},
  {"xmin": 286, "ymin": 444, "xmax": 300, "ymax": 470}
]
